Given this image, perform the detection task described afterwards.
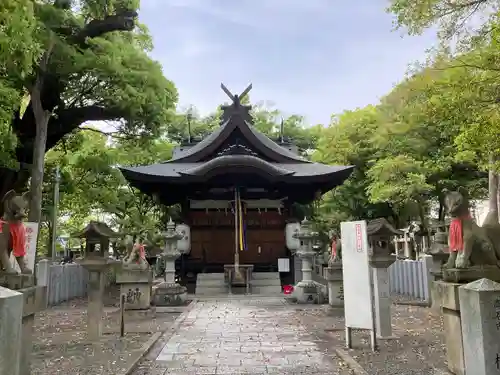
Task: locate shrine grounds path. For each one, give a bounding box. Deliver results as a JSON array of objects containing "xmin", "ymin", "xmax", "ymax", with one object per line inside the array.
[{"xmin": 132, "ymin": 297, "xmax": 355, "ymax": 375}]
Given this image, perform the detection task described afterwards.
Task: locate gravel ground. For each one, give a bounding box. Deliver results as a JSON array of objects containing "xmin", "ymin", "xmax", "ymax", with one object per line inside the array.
[
  {"xmin": 295, "ymin": 299, "xmax": 446, "ymax": 375},
  {"xmin": 31, "ymin": 286, "xmax": 183, "ymax": 375}
]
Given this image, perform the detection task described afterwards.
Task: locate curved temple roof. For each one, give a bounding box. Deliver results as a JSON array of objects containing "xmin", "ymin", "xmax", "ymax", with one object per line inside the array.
[{"xmin": 119, "ymin": 84, "xmax": 354, "ymax": 205}]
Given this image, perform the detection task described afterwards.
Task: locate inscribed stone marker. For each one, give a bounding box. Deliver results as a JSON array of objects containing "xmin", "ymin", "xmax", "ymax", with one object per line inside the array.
[
  {"xmin": 0, "ymin": 286, "xmax": 23, "ymax": 375},
  {"xmin": 459, "ymin": 278, "xmax": 500, "ymax": 375}
]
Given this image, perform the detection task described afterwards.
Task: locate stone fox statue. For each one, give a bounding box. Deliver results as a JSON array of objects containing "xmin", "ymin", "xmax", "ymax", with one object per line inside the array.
[
  {"xmin": 0, "ymin": 190, "xmax": 32, "ymax": 274},
  {"xmin": 444, "ymin": 187, "xmax": 500, "ymax": 269},
  {"xmin": 122, "ymin": 235, "xmax": 149, "ymax": 270}
]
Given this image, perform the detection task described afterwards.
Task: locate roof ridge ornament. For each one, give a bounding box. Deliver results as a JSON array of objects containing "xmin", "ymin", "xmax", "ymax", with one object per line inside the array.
[{"xmin": 221, "ymin": 83, "xmax": 252, "ymax": 106}]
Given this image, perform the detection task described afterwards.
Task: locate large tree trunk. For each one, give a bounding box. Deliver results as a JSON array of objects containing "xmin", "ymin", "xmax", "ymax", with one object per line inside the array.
[{"xmin": 483, "ymin": 155, "xmax": 499, "ymax": 226}]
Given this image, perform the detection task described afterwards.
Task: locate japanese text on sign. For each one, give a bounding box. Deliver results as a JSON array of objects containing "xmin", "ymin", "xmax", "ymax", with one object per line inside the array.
[
  {"xmin": 495, "ymin": 297, "xmax": 500, "ymax": 331},
  {"xmin": 355, "ymin": 224, "xmax": 363, "ymax": 253}
]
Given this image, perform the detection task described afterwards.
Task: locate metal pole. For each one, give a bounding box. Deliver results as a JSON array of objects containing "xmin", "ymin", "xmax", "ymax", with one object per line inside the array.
[
  {"xmin": 234, "ymin": 187, "xmax": 240, "ymax": 269},
  {"xmin": 120, "ymin": 294, "xmax": 125, "ymax": 337},
  {"xmin": 51, "ymin": 166, "xmax": 60, "ymax": 262}
]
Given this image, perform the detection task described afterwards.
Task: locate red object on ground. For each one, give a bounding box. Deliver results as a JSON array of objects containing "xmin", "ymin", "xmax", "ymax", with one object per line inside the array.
[{"xmin": 283, "ymin": 285, "xmax": 294, "ymax": 294}]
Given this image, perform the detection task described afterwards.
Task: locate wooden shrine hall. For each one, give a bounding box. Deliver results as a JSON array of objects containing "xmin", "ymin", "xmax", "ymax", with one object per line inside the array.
[{"xmin": 120, "ymin": 84, "xmax": 353, "ymax": 293}]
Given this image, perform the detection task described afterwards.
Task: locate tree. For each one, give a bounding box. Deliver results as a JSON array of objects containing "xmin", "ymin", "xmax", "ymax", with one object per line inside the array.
[
  {"xmin": 0, "ymin": 0, "xmax": 178, "ymax": 216},
  {"xmin": 313, "ymin": 106, "xmax": 401, "ymax": 228}
]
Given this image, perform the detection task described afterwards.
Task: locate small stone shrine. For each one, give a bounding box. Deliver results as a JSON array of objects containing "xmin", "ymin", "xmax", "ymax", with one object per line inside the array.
[
  {"xmin": 74, "ymin": 221, "xmax": 120, "ymax": 341},
  {"xmin": 116, "ymin": 235, "xmax": 152, "ymax": 310},
  {"xmin": 291, "ymin": 217, "xmax": 325, "ymax": 304},
  {"xmin": 366, "ymin": 218, "xmax": 401, "ymax": 338},
  {"xmin": 152, "ymin": 218, "xmax": 187, "ymax": 306}
]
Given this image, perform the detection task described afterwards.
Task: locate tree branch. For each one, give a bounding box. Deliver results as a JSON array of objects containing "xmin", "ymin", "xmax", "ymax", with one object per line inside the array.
[
  {"xmin": 74, "ymin": 10, "xmax": 138, "ymax": 46},
  {"xmin": 46, "ymin": 105, "xmax": 122, "ymax": 149}
]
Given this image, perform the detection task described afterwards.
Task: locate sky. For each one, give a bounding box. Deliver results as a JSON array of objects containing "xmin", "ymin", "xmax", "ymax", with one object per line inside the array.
[{"xmin": 139, "ymin": 0, "xmax": 438, "ymax": 125}]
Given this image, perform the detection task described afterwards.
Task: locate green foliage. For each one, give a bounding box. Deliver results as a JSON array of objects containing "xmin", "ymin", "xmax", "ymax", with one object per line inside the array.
[
  {"xmin": 386, "ymin": 0, "xmax": 496, "ymax": 41},
  {"xmin": 0, "ymin": 0, "xmax": 40, "ymax": 168}
]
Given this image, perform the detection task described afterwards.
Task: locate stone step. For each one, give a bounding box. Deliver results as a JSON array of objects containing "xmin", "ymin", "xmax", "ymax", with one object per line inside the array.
[
  {"xmin": 251, "ymin": 272, "xmax": 280, "ymax": 280},
  {"xmin": 251, "ymin": 286, "xmax": 282, "ymax": 295},
  {"xmin": 195, "ymin": 288, "xmax": 228, "ymax": 295},
  {"xmin": 250, "ymin": 278, "xmax": 281, "ymax": 286},
  {"xmin": 196, "ymin": 273, "xmax": 225, "ymax": 280},
  {"xmin": 197, "ymin": 279, "xmax": 226, "ymax": 287}
]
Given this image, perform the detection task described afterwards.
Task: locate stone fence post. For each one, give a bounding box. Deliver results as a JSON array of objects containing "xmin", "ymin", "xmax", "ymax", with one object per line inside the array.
[
  {"xmin": 35, "ymin": 259, "xmax": 50, "ymax": 309},
  {"xmin": 459, "ymin": 278, "xmax": 500, "ymax": 375},
  {"xmin": 0, "ymin": 286, "xmax": 23, "ymax": 375}
]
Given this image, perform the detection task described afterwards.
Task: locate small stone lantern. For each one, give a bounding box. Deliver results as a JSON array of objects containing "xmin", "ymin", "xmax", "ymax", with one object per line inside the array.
[
  {"xmin": 427, "ymin": 224, "xmax": 449, "ymax": 279},
  {"xmin": 366, "ymin": 218, "xmax": 401, "ymax": 338},
  {"xmin": 73, "ymin": 221, "xmax": 120, "ymax": 341},
  {"xmin": 291, "ymin": 217, "xmax": 325, "ymax": 304},
  {"xmin": 152, "ymin": 218, "xmax": 187, "ymax": 306}
]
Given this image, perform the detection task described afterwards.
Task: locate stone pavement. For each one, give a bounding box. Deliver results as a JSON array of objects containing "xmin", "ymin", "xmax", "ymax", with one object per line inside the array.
[{"xmin": 133, "ymin": 297, "xmax": 353, "ymax": 374}]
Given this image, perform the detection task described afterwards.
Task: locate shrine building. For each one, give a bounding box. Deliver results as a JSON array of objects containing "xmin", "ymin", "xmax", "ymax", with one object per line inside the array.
[{"xmin": 120, "ymin": 84, "xmax": 353, "ymax": 293}]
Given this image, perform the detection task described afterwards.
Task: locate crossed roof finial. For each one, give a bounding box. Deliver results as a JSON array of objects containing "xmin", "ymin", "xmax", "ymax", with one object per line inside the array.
[{"xmin": 220, "ymin": 83, "xmax": 252, "ymax": 106}]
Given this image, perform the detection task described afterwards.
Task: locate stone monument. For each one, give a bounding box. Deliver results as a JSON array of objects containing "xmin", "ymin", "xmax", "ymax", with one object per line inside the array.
[
  {"xmin": 325, "ymin": 232, "xmax": 344, "ymax": 307},
  {"xmin": 366, "ymin": 218, "xmax": 400, "ymax": 339},
  {"xmin": 291, "ymin": 217, "xmax": 324, "ymax": 304},
  {"xmin": 152, "ymin": 218, "xmax": 187, "ymax": 306},
  {"xmin": 116, "ymin": 235, "xmax": 152, "ymax": 310},
  {"xmin": 0, "ymin": 190, "xmax": 33, "ymax": 275},
  {"xmin": 459, "ymin": 278, "xmax": 500, "ymax": 375},
  {"xmin": 74, "ymin": 221, "xmax": 120, "ymax": 341}
]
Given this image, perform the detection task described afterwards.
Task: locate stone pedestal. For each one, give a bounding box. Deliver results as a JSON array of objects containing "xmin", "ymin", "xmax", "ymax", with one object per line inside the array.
[
  {"xmin": 0, "ymin": 286, "xmax": 23, "ymax": 375},
  {"xmin": 443, "ymin": 265, "xmax": 500, "ymax": 283},
  {"xmin": 224, "ymin": 264, "xmax": 253, "ymax": 294},
  {"xmin": 429, "ymin": 252, "xmax": 447, "ymax": 312},
  {"xmin": 438, "ymin": 280, "xmax": 465, "ymax": 375},
  {"xmin": 325, "ymin": 263, "xmax": 343, "ymax": 307},
  {"xmin": 0, "ymin": 273, "xmax": 34, "ymax": 290},
  {"xmin": 152, "ymin": 283, "xmax": 187, "ymax": 306},
  {"xmin": 459, "ymin": 278, "xmax": 500, "ymax": 375},
  {"xmin": 116, "ymin": 266, "xmax": 152, "ymax": 310},
  {"xmin": 77, "ymin": 257, "xmax": 117, "ymax": 341},
  {"xmin": 153, "ymin": 253, "xmax": 187, "ymax": 306}
]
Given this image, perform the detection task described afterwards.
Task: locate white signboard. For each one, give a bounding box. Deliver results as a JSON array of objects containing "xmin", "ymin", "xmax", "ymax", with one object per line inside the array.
[
  {"xmin": 341, "ymin": 220, "xmax": 374, "ymax": 330},
  {"xmin": 278, "ymin": 258, "xmax": 290, "ymax": 272},
  {"xmin": 10, "ymin": 222, "xmax": 39, "ymax": 273}
]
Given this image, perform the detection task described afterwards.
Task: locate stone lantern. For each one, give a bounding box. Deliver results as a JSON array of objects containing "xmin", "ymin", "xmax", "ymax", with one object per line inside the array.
[
  {"xmin": 152, "ymin": 218, "xmax": 187, "ymax": 306},
  {"xmin": 292, "ymin": 217, "xmax": 324, "ymax": 303},
  {"xmin": 426, "ymin": 223, "xmax": 449, "ymax": 279},
  {"xmin": 366, "ymin": 218, "xmax": 401, "ymax": 338},
  {"xmin": 73, "ymin": 221, "xmax": 120, "ymax": 341}
]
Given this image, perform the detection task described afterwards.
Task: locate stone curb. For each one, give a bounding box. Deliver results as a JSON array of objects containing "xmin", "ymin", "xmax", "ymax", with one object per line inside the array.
[
  {"xmin": 122, "ymin": 299, "xmax": 198, "ymax": 375},
  {"xmin": 334, "ymin": 348, "xmax": 369, "ymax": 375}
]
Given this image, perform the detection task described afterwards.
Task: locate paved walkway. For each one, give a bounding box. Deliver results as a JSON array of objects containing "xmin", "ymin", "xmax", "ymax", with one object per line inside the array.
[{"xmin": 133, "ymin": 297, "xmax": 351, "ymax": 375}]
